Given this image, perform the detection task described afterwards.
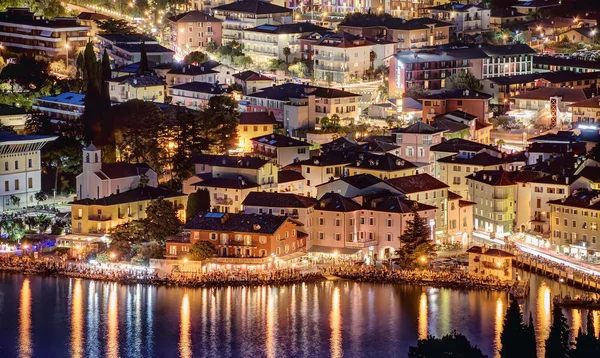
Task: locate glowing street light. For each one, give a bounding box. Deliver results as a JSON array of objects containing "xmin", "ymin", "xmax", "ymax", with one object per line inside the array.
[{"xmin": 65, "ymin": 43, "xmax": 70, "ymax": 68}]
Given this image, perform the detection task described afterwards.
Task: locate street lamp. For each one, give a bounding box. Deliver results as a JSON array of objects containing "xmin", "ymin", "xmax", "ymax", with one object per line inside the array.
[{"xmin": 65, "ymin": 43, "xmax": 70, "ymax": 68}]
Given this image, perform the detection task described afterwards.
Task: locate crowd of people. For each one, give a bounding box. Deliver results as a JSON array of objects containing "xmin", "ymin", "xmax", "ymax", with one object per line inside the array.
[
  {"xmin": 325, "ymin": 264, "xmax": 518, "ymax": 292},
  {"xmin": 516, "ymin": 252, "xmax": 600, "ymax": 291}
]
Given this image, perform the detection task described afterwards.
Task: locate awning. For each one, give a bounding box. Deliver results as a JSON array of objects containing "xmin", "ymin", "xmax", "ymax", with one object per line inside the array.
[
  {"xmin": 308, "ymin": 245, "xmax": 360, "ymax": 255},
  {"xmin": 277, "ymin": 251, "xmax": 307, "ymax": 262},
  {"xmin": 40, "ymin": 30, "xmax": 52, "ymax": 37}
]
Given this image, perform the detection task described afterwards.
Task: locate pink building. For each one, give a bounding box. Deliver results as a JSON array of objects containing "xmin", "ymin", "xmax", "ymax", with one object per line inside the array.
[
  {"xmin": 168, "ymin": 11, "xmax": 222, "ymax": 56},
  {"xmin": 391, "ymin": 122, "xmax": 445, "ymax": 170}
]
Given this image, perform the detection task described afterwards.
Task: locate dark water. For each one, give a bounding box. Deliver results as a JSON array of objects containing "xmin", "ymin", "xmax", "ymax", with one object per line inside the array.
[{"xmin": 0, "ymin": 272, "xmax": 598, "ymax": 358}]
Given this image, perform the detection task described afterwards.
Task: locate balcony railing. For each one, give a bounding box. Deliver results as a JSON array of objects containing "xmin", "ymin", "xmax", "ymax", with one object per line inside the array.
[
  {"xmin": 219, "ymin": 240, "xmax": 256, "ymax": 247},
  {"xmin": 345, "ymin": 240, "xmax": 377, "ymax": 248},
  {"xmin": 88, "ymin": 215, "xmax": 112, "ymax": 221},
  {"xmin": 214, "ymin": 197, "xmax": 233, "ymax": 205}
]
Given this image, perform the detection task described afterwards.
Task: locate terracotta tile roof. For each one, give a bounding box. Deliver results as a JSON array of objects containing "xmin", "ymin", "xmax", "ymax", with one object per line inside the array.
[
  {"xmin": 568, "ymin": 95, "xmax": 600, "ymax": 109},
  {"xmin": 315, "ymin": 192, "xmax": 362, "ymax": 212},
  {"xmin": 238, "ymin": 111, "xmax": 278, "ymax": 125},
  {"xmin": 251, "ymin": 133, "xmax": 310, "ymax": 148},
  {"xmin": 242, "ymin": 192, "xmax": 317, "ymax": 208},
  {"xmin": 192, "ymin": 177, "xmax": 259, "ymax": 189},
  {"xmin": 278, "ymin": 170, "xmax": 304, "ymax": 183},
  {"xmin": 466, "ymin": 169, "xmax": 516, "ymax": 186},
  {"xmin": 232, "ymin": 70, "xmax": 273, "ymax": 82},
  {"xmin": 365, "ymin": 195, "xmax": 437, "ymax": 213},
  {"xmin": 513, "ymin": 87, "xmax": 588, "ymax": 102},
  {"xmin": 386, "ymin": 173, "xmax": 449, "ymax": 193},
  {"xmin": 184, "ymin": 212, "xmax": 295, "ymax": 234},
  {"xmin": 71, "ymin": 187, "xmax": 184, "ymax": 206},
  {"xmin": 99, "ymin": 162, "xmax": 152, "ymax": 179},
  {"xmin": 346, "ymin": 153, "xmax": 417, "ymax": 172}
]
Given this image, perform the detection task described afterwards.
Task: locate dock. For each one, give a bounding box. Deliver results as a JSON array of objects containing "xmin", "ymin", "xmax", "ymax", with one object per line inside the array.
[{"xmin": 514, "ymin": 255, "xmax": 600, "ymax": 293}]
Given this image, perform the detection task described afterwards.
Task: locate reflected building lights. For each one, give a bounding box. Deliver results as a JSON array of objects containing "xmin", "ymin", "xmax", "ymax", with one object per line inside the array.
[
  {"xmin": 418, "ymin": 292, "xmax": 428, "ymax": 340},
  {"xmin": 19, "ymin": 278, "xmax": 32, "ymax": 358},
  {"xmin": 87, "ymin": 281, "xmax": 99, "ymax": 357},
  {"xmin": 107, "ymin": 284, "xmax": 119, "ymax": 358},
  {"xmin": 179, "ymin": 293, "xmax": 192, "ymax": 358},
  {"xmin": 265, "ymin": 288, "xmax": 277, "ymax": 358},
  {"xmin": 595, "ymin": 311, "xmax": 600, "ymax": 339},
  {"xmin": 571, "ymin": 309, "xmax": 582, "ymax": 339},
  {"xmin": 330, "ymin": 287, "xmax": 343, "ymax": 358},
  {"xmin": 494, "ymin": 298, "xmax": 503, "ymax": 356},
  {"xmin": 536, "ymin": 283, "xmax": 551, "ymax": 356},
  {"xmin": 71, "ymin": 279, "xmax": 83, "ymax": 358}
]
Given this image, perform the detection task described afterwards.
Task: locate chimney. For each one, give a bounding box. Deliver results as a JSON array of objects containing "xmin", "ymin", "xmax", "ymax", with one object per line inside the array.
[
  {"xmin": 565, "ymin": 177, "xmax": 569, "ymax": 184},
  {"xmin": 253, "ymin": 224, "xmax": 261, "ymax": 231}
]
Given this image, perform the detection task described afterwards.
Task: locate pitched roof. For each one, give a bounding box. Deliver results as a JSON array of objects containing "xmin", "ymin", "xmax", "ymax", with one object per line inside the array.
[
  {"xmin": 316, "ymin": 192, "xmax": 362, "ymax": 212},
  {"xmin": 490, "ymin": 8, "xmax": 526, "ymax": 17},
  {"xmin": 365, "ymin": 195, "xmax": 437, "ymax": 213},
  {"xmin": 568, "ymin": 95, "xmax": 600, "ymax": 109},
  {"xmin": 346, "ymin": 152, "xmax": 417, "ymax": 172},
  {"xmin": 480, "ymin": 44, "xmax": 536, "ymax": 56},
  {"xmin": 246, "ymin": 83, "xmax": 359, "ymax": 101},
  {"xmin": 168, "ymin": 10, "xmax": 221, "ymax": 23},
  {"xmin": 394, "ymin": 121, "xmax": 445, "ymax": 134},
  {"xmin": 547, "ymin": 189, "xmax": 600, "ymax": 210},
  {"xmin": 232, "ymin": 70, "xmax": 273, "ymax": 81},
  {"xmin": 466, "ymin": 245, "xmax": 515, "ymax": 257},
  {"xmin": 251, "ymin": 133, "xmax": 310, "ymax": 148},
  {"xmin": 434, "ymin": 110, "xmax": 478, "ymax": 122},
  {"xmin": 528, "ymin": 142, "xmax": 587, "ymax": 155},
  {"xmin": 115, "ymin": 43, "xmax": 174, "ymax": 54},
  {"xmin": 393, "ymin": 47, "xmax": 489, "ymax": 64},
  {"xmin": 109, "ymin": 74, "xmax": 165, "ymax": 87},
  {"xmin": 298, "ymin": 151, "xmax": 357, "ymax": 166},
  {"xmin": 99, "ymin": 162, "xmax": 153, "ymax": 179},
  {"xmin": 97, "ymin": 33, "xmax": 156, "ymax": 43},
  {"xmin": 35, "ymin": 92, "xmax": 85, "ymax": 106},
  {"xmin": 238, "ymin": 111, "xmax": 278, "ymax": 125},
  {"xmin": 420, "ymin": 89, "xmax": 492, "ymax": 100},
  {"xmin": 338, "ymin": 173, "xmax": 384, "ymax": 189},
  {"xmin": 314, "ymin": 32, "xmax": 375, "ymax": 48},
  {"xmin": 465, "ymin": 169, "xmax": 516, "ymax": 186},
  {"xmin": 512, "ymin": 87, "xmax": 588, "ymax": 102},
  {"xmin": 245, "ymin": 22, "xmax": 328, "ymax": 34},
  {"xmin": 77, "ymin": 11, "xmax": 110, "ymax": 21},
  {"xmin": 578, "ymin": 166, "xmax": 600, "ymax": 183},
  {"xmin": 437, "ymin": 152, "xmax": 506, "ymax": 166},
  {"xmin": 169, "ymin": 82, "xmax": 228, "ymax": 94},
  {"xmin": 0, "ymin": 131, "xmax": 57, "ymax": 144},
  {"xmin": 242, "ymin": 192, "xmax": 317, "ymax": 208},
  {"xmin": 212, "ymin": 0, "xmax": 292, "ymax": 14},
  {"xmin": 167, "ymin": 64, "xmax": 219, "ymax": 76},
  {"xmin": 430, "ymin": 138, "xmax": 495, "ymax": 153},
  {"xmin": 321, "ymin": 136, "xmax": 358, "ymax": 152},
  {"xmin": 533, "ymin": 56, "xmax": 600, "ymax": 70},
  {"xmin": 71, "ymin": 186, "xmax": 184, "ymax": 206},
  {"xmin": 277, "ymin": 170, "xmax": 304, "ymax": 183},
  {"xmin": 192, "ymin": 177, "xmax": 259, "ymax": 189},
  {"xmin": 432, "ymin": 118, "xmax": 470, "ymax": 133},
  {"xmin": 386, "ymin": 173, "xmax": 449, "ymax": 193},
  {"xmin": 184, "ymin": 212, "xmax": 293, "ymax": 233}
]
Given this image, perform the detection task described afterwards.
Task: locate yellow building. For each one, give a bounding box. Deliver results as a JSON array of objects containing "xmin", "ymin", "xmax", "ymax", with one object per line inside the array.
[
  {"xmin": 438, "ymin": 151, "xmax": 507, "ymax": 199},
  {"xmin": 108, "ymin": 74, "xmax": 166, "ymax": 103},
  {"xmin": 466, "ymin": 246, "xmax": 515, "ymax": 280},
  {"xmin": 237, "ymin": 112, "xmax": 278, "ymax": 153},
  {"xmin": 71, "ymin": 186, "xmax": 187, "ymax": 235}
]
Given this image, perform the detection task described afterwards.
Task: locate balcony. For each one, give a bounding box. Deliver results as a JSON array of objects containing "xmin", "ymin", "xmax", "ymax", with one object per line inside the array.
[
  {"xmin": 253, "ymin": 149, "xmax": 277, "ymax": 158},
  {"xmin": 434, "ymin": 35, "xmax": 448, "ymax": 40},
  {"xmin": 345, "ymin": 240, "xmax": 377, "ymax": 248},
  {"xmin": 493, "ymin": 205, "xmax": 509, "ymax": 213},
  {"xmin": 88, "ymin": 215, "xmax": 112, "ymax": 221},
  {"xmin": 315, "ymin": 64, "xmax": 345, "ymax": 72},
  {"xmin": 214, "ymin": 197, "xmax": 233, "ymax": 205},
  {"xmin": 315, "ymin": 54, "xmax": 349, "ymax": 62},
  {"xmin": 205, "ymin": 32, "xmax": 214, "ymax": 36},
  {"xmin": 411, "ymin": 38, "xmax": 427, "ymax": 43},
  {"xmin": 219, "ymin": 240, "xmax": 256, "ymax": 247}
]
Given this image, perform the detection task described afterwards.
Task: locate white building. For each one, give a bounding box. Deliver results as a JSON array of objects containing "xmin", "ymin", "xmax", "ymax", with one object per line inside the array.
[
  {"xmin": 32, "ymin": 92, "xmax": 85, "ymax": 123},
  {"xmin": 96, "ymin": 34, "xmax": 174, "ymax": 67},
  {"xmin": 0, "ymin": 132, "xmax": 57, "ymax": 210},
  {"xmin": 169, "ymin": 82, "xmax": 229, "ymax": 109},
  {"xmin": 250, "ymin": 133, "xmax": 311, "ymax": 167},
  {"xmin": 76, "ymin": 144, "xmax": 158, "ymax": 201},
  {"xmin": 427, "ymin": 3, "xmax": 491, "ymax": 36}
]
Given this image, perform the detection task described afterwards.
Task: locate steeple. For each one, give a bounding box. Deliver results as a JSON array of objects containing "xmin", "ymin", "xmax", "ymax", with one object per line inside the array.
[{"xmin": 83, "ymin": 143, "xmax": 101, "ymax": 172}]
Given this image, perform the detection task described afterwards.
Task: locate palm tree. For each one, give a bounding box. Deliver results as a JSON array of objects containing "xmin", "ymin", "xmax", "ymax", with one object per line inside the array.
[
  {"xmin": 369, "ymin": 50, "xmax": 377, "ymax": 71},
  {"xmin": 283, "ymin": 47, "xmax": 291, "ymax": 64}
]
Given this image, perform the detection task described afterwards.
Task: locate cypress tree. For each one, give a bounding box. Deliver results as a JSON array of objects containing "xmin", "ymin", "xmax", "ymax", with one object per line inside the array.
[
  {"xmin": 138, "ymin": 41, "xmax": 149, "ymax": 74},
  {"xmin": 571, "ymin": 310, "xmax": 600, "ymax": 357},
  {"xmin": 525, "ymin": 313, "xmax": 537, "ymax": 358},
  {"xmin": 545, "ymin": 305, "xmax": 570, "ymax": 358},
  {"xmin": 500, "ymin": 299, "xmax": 526, "ymax": 358}
]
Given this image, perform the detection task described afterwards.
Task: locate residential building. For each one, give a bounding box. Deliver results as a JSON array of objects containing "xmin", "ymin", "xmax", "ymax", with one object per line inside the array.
[
  {"xmin": 242, "ymin": 22, "xmax": 328, "ymax": 63},
  {"xmin": 166, "ymin": 212, "xmax": 305, "ymax": 259},
  {"xmin": 168, "ymin": 11, "xmax": 222, "ymax": 56},
  {"xmin": 169, "ymin": 82, "xmax": 228, "ymax": 109},
  {"xmin": 512, "ymin": 0, "xmax": 561, "ymax": 15},
  {"xmin": 313, "ymin": 32, "xmax": 395, "ymax": 84},
  {"xmin": 299, "ymin": 151, "xmax": 357, "ymax": 197},
  {"xmin": 559, "ymin": 27, "xmax": 598, "ymax": 44},
  {"xmin": 389, "ymin": 0, "xmax": 434, "ymax": 18},
  {"xmin": 533, "ymin": 56, "xmax": 600, "ymax": 73},
  {"xmin": 212, "ymin": 0, "xmax": 293, "ymax": 43},
  {"xmin": 345, "ymin": 152, "xmax": 417, "ymax": 179},
  {"xmin": 0, "ymin": 8, "xmax": 89, "ymax": 57},
  {"xmin": 75, "ymin": 144, "xmax": 158, "ymax": 201},
  {"xmin": 192, "ymin": 155, "xmax": 278, "ymax": 213},
  {"xmin": 200, "ymin": 60, "xmax": 237, "ymax": 85},
  {"xmin": 32, "ymin": 92, "xmax": 85, "ymax": 123},
  {"xmin": 77, "ymin": 11, "xmax": 109, "ymax": 37},
  {"xmin": 388, "ymin": 47, "xmax": 489, "ymax": 97},
  {"xmin": 165, "ymin": 63, "xmax": 219, "ymax": 86},
  {"xmin": 448, "ymin": 192, "xmax": 476, "ymax": 245},
  {"xmin": 466, "ymin": 246, "xmax": 515, "ymax": 280},
  {"xmin": 237, "ymin": 111, "xmax": 278, "ymax": 153},
  {"xmin": 338, "ymin": 17, "xmax": 452, "ymax": 51},
  {"xmin": 315, "ymin": 173, "xmax": 401, "ymax": 199},
  {"xmin": 297, "ymin": 30, "xmax": 335, "ymax": 62},
  {"xmin": 420, "ymin": 89, "xmax": 493, "ymax": 124},
  {"xmin": 0, "ymin": 131, "xmax": 57, "ymax": 210},
  {"xmin": 233, "ymin": 71, "xmax": 273, "ymax": 95},
  {"xmin": 391, "ymin": 121, "xmax": 445, "ymax": 168},
  {"xmin": 0, "ymin": 105, "xmax": 27, "ymax": 133},
  {"xmin": 466, "ymin": 170, "xmax": 516, "ymax": 238},
  {"xmin": 277, "ymin": 170, "xmax": 305, "ymax": 195},
  {"xmin": 430, "ymin": 138, "xmax": 498, "ymax": 178},
  {"xmin": 569, "ymin": 96, "xmax": 600, "ymax": 126},
  {"xmin": 548, "ymin": 189, "xmax": 600, "ymax": 256},
  {"xmin": 478, "ymin": 44, "xmax": 535, "ymax": 79},
  {"xmin": 512, "ymin": 87, "xmax": 588, "ymax": 127},
  {"xmin": 528, "ymin": 16, "xmax": 591, "ymax": 37},
  {"xmin": 251, "ymin": 133, "xmax": 311, "ymax": 167},
  {"xmin": 108, "ymin": 74, "xmax": 166, "ymax": 103},
  {"xmin": 71, "ymin": 186, "xmax": 186, "ymax": 235},
  {"xmin": 426, "ymin": 3, "xmax": 491, "ymax": 36},
  {"xmin": 96, "ymin": 34, "xmax": 174, "ymax": 67},
  {"xmin": 490, "ymin": 8, "xmax": 527, "ymax": 28},
  {"xmin": 439, "ymin": 151, "xmax": 507, "ymax": 199}
]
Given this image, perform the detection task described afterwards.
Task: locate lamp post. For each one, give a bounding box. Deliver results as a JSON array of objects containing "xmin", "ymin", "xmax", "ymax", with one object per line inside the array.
[{"xmin": 65, "ymin": 43, "xmax": 70, "ymax": 69}]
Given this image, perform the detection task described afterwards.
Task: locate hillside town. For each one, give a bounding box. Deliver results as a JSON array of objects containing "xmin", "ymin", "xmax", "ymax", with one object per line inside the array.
[{"xmin": 1, "ymin": 0, "xmax": 600, "ymax": 286}]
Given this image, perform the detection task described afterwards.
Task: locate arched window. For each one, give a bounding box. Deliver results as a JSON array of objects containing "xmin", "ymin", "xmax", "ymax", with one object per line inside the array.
[
  {"xmin": 85, "ymin": 153, "xmax": 90, "ymax": 163},
  {"xmin": 95, "ymin": 153, "xmax": 99, "ymax": 163}
]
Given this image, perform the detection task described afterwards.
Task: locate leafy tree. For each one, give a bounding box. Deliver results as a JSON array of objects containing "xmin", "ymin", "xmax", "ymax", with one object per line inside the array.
[
  {"xmin": 145, "ymin": 196, "xmax": 182, "ymax": 244},
  {"xmin": 267, "ymin": 58, "xmax": 288, "ymax": 72},
  {"xmin": 189, "ymin": 241, "xmax": 216, "ymax": 261},
  {"xmin": 10, "ymin": 194, "xmax": 20, "ymax": 207},
  {"xmin": 446, "ymin": 71, "xmax": 483, "ymax": 91},
  {"xmin": 395, "ymin": 205, "xmax": 435, "ymax": 268},
  {"xmin": 24, "ymin": 216, "xmax": 37, "ymax": 231},
  {"xmin": 25, "ymin": 111, "xmax": 53, "ymax": 135},
  {"xmin": 132, "ymin": 241, "xmax": 163, "ymax": 263},
  {"xmin": 404, "ymin": 84, "xmax": 430, "ymax": 100},
  {"xmin": 288, "ymin": 62, "xmax": 309, "ymax": 78},
  {"xmin": 0, "ymin": 218, "xmax": 25, "ymax": 242},
  {"xmin": 283, "ymin": 47, "xmax": 291, "ymax": 64},
  {"xmin": 35, "ymin": 214, "xmax": 52, "ymax": 233},
  {"xmin": 545, "ymin": 305, "xmax": 571, "ymax": 358},
  {"xmin": 95, "ymin": 18, "xmax": 137, "ymax": 34},
  {"xmin": 570, "ymin": 310, "xmax": 600, "ymax": 357},
  {"xmin": 34, "ymin": 191, "xmax": 47, "ymax": 204},
  {"xmin": 205, "ymin": 41, "xmax": 218, "ymax": 53},
  {"xmin": 40, "ymin": 136, "xmax": 82, "ymax": 195},
  {"xmin": 0, "ymin": 55, "xmax": 49, "ymax": 90},
  {"xmin": 51, "ymin": 218, "xmax": 67, "ymax": 235},
  {"xmin": 202, "ymin": 95, "xmax": 239, "ymax": 153},
  {"xmin": 408, "ymin": 331, "xmax": 487, "ymax": 358},
  {"xmin": 233, "ymin": 55, "xmax": 253, "ymax": 69},
  {"xmin": 186, "ymin": 188, "xmax": 210, "ymax": 222},
  {"xmin": 34, "ymin": 0, "xmax": 67, "ymax": 19},
  {"xmin": 184, "ymin": 51, "xmax": 208, "ymax": 65}
]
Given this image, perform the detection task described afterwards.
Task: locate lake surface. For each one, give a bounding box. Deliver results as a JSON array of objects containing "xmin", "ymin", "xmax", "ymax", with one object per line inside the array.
[{"xmin": 0, "ymin": 271, "xmax": 598, "ymax": 358}]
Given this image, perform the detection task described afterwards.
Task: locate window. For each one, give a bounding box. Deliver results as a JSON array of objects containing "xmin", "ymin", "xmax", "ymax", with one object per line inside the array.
[
  {"xmin": 259, "ymin": 236, "xmax": 267, "ymax": 244},
  {"xmin": 4, "ymin": 181, "xmax": 8, "ymax": 191},
  {"xmin": 386, "ymin": 233, "xmax": 392, "ymax": 241},
  {"xmin": 298, "ymin": 148, "xmax": 306, "ymax": 154},
  {"xmin": 335, "ymin": 219, "xmax": 341, "ymax": 226},
  {"xmin": 453, "ymin": 177, "xmax": 460, "ymax": 185},
  {"xmin": 4, "ymin": 162, "xmax": 7, "ymax": 171},
  {"xmin": 14, "ymin": 179, "xmax": 19, "ymax": 191},
  {"xmin": 306, "ymin": 167, "xmax": 310, "ymax": 174},
  {"xmin": 573, "ymin": 220, "xmax": 577, "ymax": 228},
  {"xmin": 28, "ymin": 159, "xmax": 32, "ymax": 168},
  {"xmin": 28, "ymin": 177, "xmax": 32, "ymax": 189},
  {"xmin": 319, "ymin": 217, "xmax": 325, "ymax": 225},
  {"xmin": 318, "ymin": 232, "xmax": 324, "ymax": 240},
  {"xmin": 194, "ymin": 232, "xmax": 200, "ymax": 240},
  {"xmin": 14, "ymin": 160, "xmax": 18, "ymax": 170},
  {"xmin": 349, "ymin": 218, "xmax": 355, "ymax": 226},
  {"xmin": 285, "ymin": 231, "xmax": 289, "ymax": 238},
  {"xmin": 210, "ymin": 233, "xmax": 217, "ymax": 240},
  {"xmin": 360, "ymin": 216, "xmax": 365, "ymax": 224},
  {"xmin": 386, "ymin": 219, "xmax": 392, "ymax": 227},
  {"xmin": 369, "ymin": 217, "xmax": 375, "ymax": 225},
  {"xmin": 335, "ymin": 233, "xmax": 341, "ymax": 241}
]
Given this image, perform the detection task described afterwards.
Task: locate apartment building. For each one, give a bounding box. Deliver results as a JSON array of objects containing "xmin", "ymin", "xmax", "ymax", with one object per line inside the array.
[
  {"xmin": 549, "ymin": 189, "xmax": 600, "ymax": 256},
  {"xmin": 71, "ymin": 186, "xmax": 186, "ymax": 235},
  {"xmin": 168, "ymin": 11, "xmax": 222, "ymax": 56},
  {"xmin": 313, "ymin": 32, "xmax": 395, "ymax": 84},
  {"xmin": 77, "ymin": 11, "xmax": 109, "ymax": 37},
  {"xmin": 479, "ymin": 44, "xmax": 535, "ymax": 79},
  {"xmin": 339, "ymin": 17, "xmax": 452, "ymax": 51},
  {"xmin": 315, "ymin": 174, "xmax": 401, "ymax": 199},
  {"xmin": 237, "ymin": 111, "xmax": 278, "ymax": 153},
  {"xmin": 297, "ymin": 30, "xmax": 335, "ymax": 62},
  {"xmin": 0, "ymin": 8, "xmax": 89, "ymax": 57},
  {"xmin": 251, "ymin": 133, "xmax": 311, "ymax": 167},
  {"xmin": 439, "ymin": 151, "xmax": 507, "ymax": 199},
  {"xmin": 532, "ymin": 56, "xmax": 600, "ymax": 73},
  {"xmin": 389, "ymin": 0, "xmax": 434, "ymax": 18},
  {"xmin": 430, "ymin": 138, "xmax": 498, "ymax": 178},
  {"xmin": 233, "ymin": 71, "xmax": 273, "ymax": 95},
  {"xmin": 169, "ymin": 82, "xmax": 229, "ymax": 109},
  {"xmin": 167, "ymin": 212, "xmax": 305, "ymax": 259},
  {"xmin": 0, "ymin": 105, "xmax": 27, "ymax": 133},
  {"xmin": 388, "ymin": 47, "xmax": 489, "ymax": 97},
  {"xmin": 242, "ymin": 191, "xmax": 317, "ymax": 227},
  {"xmin": 242, "ymin": 22, "xmax": 327, "ymax": 63},
  {"xmin": 426, "ymin": 3, "xmax": 491, "ymax": 35},
  {"xmin": 391, "ymin": 121, "xmax": 445, "ymax": 169},
  {"xmin": 0, "ymin": 132, "xmax": 57, "ymax": 211},
  {"xmin": 108, "ymin": 74, "xmax": 166, "ymax": 103},
  {"xmin": 345, "ymin": 152, "xmax": 417, "ymax": 179},
  {"xmin": 466, "ymin": 170, "xmax": 516, "ymax": 238},
  {"xmin": 490, "ymin": 8, "xmax": 527, "ymax": 29},
  {"xmin": 299, "ymin": 151, "xmax": 357, "ymax": 197},
  {"xmin": 212, "ymin": 0, "xmax": 292, "ymax": 43},
  {"xmin": 32, "ymin": 92, "xmax": 85, "ymax": 123},
  {"xmin": 568, "ymin": 96, "xmax": 600, "ymax": 126},
  {"xmin": 96, "ymin": 34, "xmax": 174, "ymax": 67},
  {"xmin": 165, "ymin": 64, "xmax": 219, "ymax": 86},
  {"xmin": 420, "ymin": 89, "xmax": 492, "ymax": 124}
]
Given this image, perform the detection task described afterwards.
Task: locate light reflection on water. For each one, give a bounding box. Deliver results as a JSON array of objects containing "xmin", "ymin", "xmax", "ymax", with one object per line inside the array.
[{"xmin": 0, "ymin": 271, "xmax": 596, "ymax": 358}]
